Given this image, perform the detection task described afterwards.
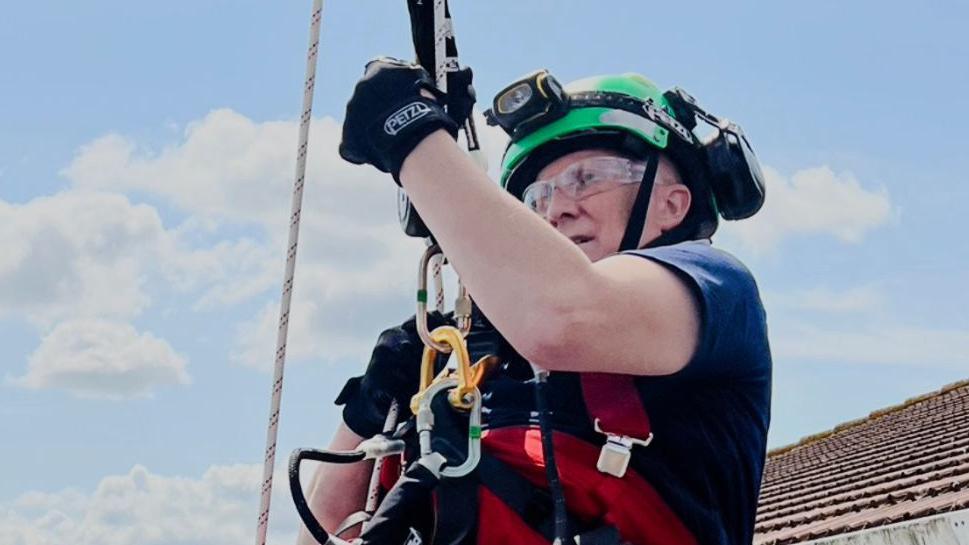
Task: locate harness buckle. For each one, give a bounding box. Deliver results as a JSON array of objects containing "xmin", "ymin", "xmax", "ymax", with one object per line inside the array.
[{"xmin": 593, "ymin": 418, "xmax": 653, "ymax": 478}]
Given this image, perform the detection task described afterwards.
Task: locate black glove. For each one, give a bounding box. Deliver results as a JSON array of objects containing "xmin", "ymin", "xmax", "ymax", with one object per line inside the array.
[
  {"xmin": 338, "ymin": 57, "xmax": 475, "ymax": 183},
  {"xmin": 336, "ymin": 312, "xmax": 449, "ymax": 438}
]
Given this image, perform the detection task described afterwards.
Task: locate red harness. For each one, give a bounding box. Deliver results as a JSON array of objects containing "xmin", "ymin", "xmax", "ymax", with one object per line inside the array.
[{"xmin": 378, "ymin": 373, "xmax": 697, "ymax": 545}]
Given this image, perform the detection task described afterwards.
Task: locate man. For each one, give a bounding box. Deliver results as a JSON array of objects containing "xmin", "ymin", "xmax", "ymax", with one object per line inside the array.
[{"xmin": 299, "ymin": 60, "xmax": 771, "ymax": 545}]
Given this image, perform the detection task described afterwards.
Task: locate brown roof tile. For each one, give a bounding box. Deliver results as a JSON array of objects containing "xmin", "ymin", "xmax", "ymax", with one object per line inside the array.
[{"xmin": 754, "ymin": 379, "xmax": 969, "ymax": 544}]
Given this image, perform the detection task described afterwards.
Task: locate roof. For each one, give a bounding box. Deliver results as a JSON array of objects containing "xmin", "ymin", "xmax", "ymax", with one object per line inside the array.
[{"xmin": 754, "ymin": 379, "xmax": 969, "ymax": 544}]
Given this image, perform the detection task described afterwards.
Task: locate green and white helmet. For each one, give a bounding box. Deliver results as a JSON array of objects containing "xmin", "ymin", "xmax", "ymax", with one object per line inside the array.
[{"xmin": 485, "ymin": 70, "xmax": 766, "ymax": 247}]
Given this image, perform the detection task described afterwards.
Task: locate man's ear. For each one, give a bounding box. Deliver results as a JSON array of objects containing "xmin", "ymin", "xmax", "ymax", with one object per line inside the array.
[{"xmin": 660, "ymin": 184, "xmax": 692, "ymax": 229}]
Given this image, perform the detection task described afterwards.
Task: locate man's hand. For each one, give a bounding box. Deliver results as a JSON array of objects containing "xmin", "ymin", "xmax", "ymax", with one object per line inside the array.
[
  {"xmin": 335, "ymin": 312, "xmax": 448, "ymax": 438},
  {"xmin": 338, "ymin": 57, "xmax": 475, "ymax": 183}
]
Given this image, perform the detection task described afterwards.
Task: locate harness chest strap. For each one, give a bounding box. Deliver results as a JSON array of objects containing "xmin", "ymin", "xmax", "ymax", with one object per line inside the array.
[{"xmin": 580, "ymin": 373, "xmax": 653, "ymax": 478}]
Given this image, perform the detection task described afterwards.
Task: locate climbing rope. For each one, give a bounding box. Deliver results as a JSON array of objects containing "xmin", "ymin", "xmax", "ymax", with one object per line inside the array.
[
  {"xmin": 254, "ymin": 1, "xmax": 324, "ymax": 544},
  {"xmin": 429, "ymin": 0, "xmax": 449, "ymax": 314}
]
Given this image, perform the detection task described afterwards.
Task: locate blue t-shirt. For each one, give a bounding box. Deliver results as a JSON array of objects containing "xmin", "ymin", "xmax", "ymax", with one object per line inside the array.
[
  {"xmin": 624, "ymin": 240, "xmax": 772, "ymax": 545},
  {"xmin": 481, "ymin": 240, "xmax": 772, "ymax": 545}
]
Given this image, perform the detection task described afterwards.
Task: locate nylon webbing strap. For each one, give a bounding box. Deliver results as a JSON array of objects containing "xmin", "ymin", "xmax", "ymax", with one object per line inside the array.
[
  {"xmin": 580, "ymin": 373, "xmax": 651, "ymax": 439},
  {"xmin": 475, "ymin": 453, "xmax": 577, "ymax": 542},
  {"xmin": 432, "ymin": 475, "xmax": 479, "ymax": 545},
  {"xmin": 618, "ymin": 151, "xmax": 659, "ymax": 252}
]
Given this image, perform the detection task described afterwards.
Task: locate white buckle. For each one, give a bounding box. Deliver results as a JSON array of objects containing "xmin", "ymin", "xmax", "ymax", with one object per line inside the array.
[{"xmin": 593, "ymin": 418, "xmax": 653, "ymax": 478}]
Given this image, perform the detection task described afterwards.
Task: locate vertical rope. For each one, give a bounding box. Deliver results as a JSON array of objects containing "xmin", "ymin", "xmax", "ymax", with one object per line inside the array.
[
  {"xmin": 255, "ymin": 1, "xmax": 323, "ymax": 544},
  {"xmin": 430, "ymin": 0, "xmax": 448, "ymax": 313},
  {"xmin": 363, "ymin": 403, "xmax": 399, "ymax": 516}
]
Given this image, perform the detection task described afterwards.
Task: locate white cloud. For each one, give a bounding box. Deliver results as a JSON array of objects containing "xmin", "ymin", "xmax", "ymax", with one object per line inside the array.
[
  {"xmin": 9, "ymin": 319, "xmax": 190, "ymax": 400},
  {"xmin": 0, "ymin": 188, "xmax": 272, "ymax": 396},
  {"xmin": 232, "ymin": 235, "xmax": 428, "ymax": 369},
  {"xmin": 0, "ymin": 464, "xmax": 303, "ymax": 545},
  {"xmin": 60, "ymin": 108, "xmax": 460, "ymax": 370},
  {"xmin": 62, "ymin": 108, "xmax": 511, "ymax": 236},
  {"xmin": 0, "ymin": 191, "xmax": 160, "ymax": 327},
  {"xmin": 771, "ymin": 322, "xmax": 969, "ymax": 369},
  {"xmin": 62, "ymin": 111, "xmax": 293, "ymax": 224},
  {"xmin": 763, "ymin": 283, "xmax": 969, "ymax": 369},
  {"xmin": 163, "ymin": 237, "xmax": 278, "ymax": 310},
  {"xmin": 764, "ymin": 284, "xmax": 885, "ymax": 314},
  {"xmin": 0, "ymin": 189, "xmax": 269, "ymax": 326},
  {"xmin": 718, "ymin": 165, "xmax": 894, "ymax": 252},
  {"xmin": 61, "ymin": 110, "xmax": 399, "ymax": 231}
]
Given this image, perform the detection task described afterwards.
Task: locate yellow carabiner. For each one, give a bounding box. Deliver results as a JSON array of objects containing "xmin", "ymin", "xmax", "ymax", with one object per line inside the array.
[{"xmin": 410, "ymin": 325, "xmax": 476, "ymax": 413}]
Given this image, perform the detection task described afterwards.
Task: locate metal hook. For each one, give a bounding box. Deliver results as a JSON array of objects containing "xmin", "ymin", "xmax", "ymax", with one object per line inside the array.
[{"xmin": 415, "ymin": 377, "xmax": 482, "ymax": 479}]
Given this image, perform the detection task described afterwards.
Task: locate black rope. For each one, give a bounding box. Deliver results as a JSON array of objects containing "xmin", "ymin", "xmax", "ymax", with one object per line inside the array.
[
  {"xmin": 289, "ymin": 449, "xmax": 370, "ymax": 545},
  {"xmin": 534, "ymin": 371, "xmax": 575, "ymax": 545}
]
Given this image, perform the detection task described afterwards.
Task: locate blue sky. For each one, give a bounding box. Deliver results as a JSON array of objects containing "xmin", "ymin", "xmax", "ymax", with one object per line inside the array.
[{"xmin": 2, "ymin": 1, "xmax": 968, "ymax": 543}]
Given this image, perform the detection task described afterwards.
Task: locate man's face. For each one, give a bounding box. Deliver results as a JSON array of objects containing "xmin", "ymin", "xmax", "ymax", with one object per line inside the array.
[
  {"xmin": 529, "ymin": 149, "xmax": 636, "ymax": 261},
  {"xmin": 531, "ymin": 148, "xmax": 688, "ymax": 261}
]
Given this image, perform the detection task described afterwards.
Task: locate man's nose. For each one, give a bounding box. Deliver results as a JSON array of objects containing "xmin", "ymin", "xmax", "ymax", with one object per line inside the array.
[{"xmin": 545, "ymin": 185, "xmax": 580, "ymax": 226}]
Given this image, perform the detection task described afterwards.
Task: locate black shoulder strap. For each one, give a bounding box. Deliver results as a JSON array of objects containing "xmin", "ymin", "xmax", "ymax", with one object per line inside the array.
[{"xmin": 618, "ymin": 151, "xmax": 659, "ymax": 252}]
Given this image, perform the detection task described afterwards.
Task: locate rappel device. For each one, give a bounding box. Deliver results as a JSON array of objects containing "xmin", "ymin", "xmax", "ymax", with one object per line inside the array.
[{"xmin": 397, "ymin": 0, "xmax": 484, "ymax": 238}]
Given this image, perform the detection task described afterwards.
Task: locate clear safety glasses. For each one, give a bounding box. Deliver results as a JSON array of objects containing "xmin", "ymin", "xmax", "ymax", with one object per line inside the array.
[{"xmin": 522, "ymin": 156, "xmax": 647, "ymax": 215}]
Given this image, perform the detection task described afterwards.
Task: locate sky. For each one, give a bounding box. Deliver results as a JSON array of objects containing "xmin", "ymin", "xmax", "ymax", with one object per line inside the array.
[{"xmin": 2, "ymin": 0, "xmax": 968, "ymax": 543}]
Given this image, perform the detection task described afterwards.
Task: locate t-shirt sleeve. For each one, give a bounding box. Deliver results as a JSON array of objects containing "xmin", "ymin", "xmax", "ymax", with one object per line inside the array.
[{"xmin": 624, "ymin": 242, "xmax": 770, "ymax": 381}]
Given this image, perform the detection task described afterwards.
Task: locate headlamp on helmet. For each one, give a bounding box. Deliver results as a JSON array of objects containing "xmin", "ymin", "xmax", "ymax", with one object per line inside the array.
[{"xmin": 484, "ymin": 69, "xmax": 569, "ymax": 140}]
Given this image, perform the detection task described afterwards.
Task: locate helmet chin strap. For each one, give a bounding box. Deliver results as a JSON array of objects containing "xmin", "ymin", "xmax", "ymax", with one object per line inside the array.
[{"xmin": 617, "ymin": 151, "xmax": 659, "ymax": 252}]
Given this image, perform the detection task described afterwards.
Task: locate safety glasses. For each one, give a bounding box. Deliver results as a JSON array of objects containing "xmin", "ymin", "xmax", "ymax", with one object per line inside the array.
[{"xmin": 522, "ymin": 156, "xmax": 646, "ymax": 215}]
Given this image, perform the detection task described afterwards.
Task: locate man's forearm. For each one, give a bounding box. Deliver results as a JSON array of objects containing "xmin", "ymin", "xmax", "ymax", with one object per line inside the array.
[
  {"xmin": 296, "ymin": 424, "xmax": 373, "ymax": 544},
  {"xmin": 399, "ymin": 131, "xmax": 597, "ymax": 360}
]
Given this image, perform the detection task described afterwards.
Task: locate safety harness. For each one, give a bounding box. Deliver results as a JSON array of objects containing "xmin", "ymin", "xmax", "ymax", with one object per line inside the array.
[{"xmin": 289, "ymin": 346, "xmax": 694, "ymax": 545}]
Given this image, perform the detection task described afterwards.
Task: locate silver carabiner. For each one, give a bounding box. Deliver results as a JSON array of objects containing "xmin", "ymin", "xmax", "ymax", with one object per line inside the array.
[
  {"xmin": 415, "ymin": 377, "xmax": 482, "ymax": 478},
  {"xmin": 417, "ymin": 245, "xmax": 472, "ymax": 354},
  {"xmin": 417, "ymin": 244, "xmax": 452, "ymax": 352}
]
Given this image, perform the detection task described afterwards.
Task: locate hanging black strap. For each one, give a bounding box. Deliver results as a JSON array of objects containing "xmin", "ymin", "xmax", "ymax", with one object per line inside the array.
[
  {"xmin": 421, "ymin": 446, "xmax": 633, "ymax": 545},
  {"xmin": 477, "ymin": 453, "xmax": 580, "ymax": 542},
  {"xmin": 475, "ymin": 453, "xmax": 622, "ymax": 545},
  {"xmin": 618, "ymin": 151, "xmax": 659, "ymax": 252},
  {"xmin": 433, "ymin": 472, "xmax": 480, "ymax": 545}
]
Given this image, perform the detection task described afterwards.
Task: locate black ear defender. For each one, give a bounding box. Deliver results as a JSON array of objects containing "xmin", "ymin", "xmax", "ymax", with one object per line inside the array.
[{"xmin": 664, "ymin": 87, "xmax": 766, "ymax": 220}]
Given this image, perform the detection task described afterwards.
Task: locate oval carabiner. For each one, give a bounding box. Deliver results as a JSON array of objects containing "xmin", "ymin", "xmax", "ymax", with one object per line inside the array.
[
  {"xmin": 411, "ymin": 325, "xmax": 476, "ymax": 414},
  {"xmin": 417, "ymin": 244, "xmax": 453, "ymax": 353},
  {"xmin": 414, "ymin": 377, "xmax": 483, "ymax": 479},
  {"xmin": 417, "ymin": 245, "xmax": 473, "ymax": 350}
]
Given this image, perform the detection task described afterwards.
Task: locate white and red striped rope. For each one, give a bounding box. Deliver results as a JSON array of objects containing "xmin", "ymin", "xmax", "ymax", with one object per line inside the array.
[
  {"xmin": 430, "ymin": 0, "xmax": 449, "ymax": 312},
  {"xmin": 255, "ymin": 1, "xmax": 324, "ymax": 544}
]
